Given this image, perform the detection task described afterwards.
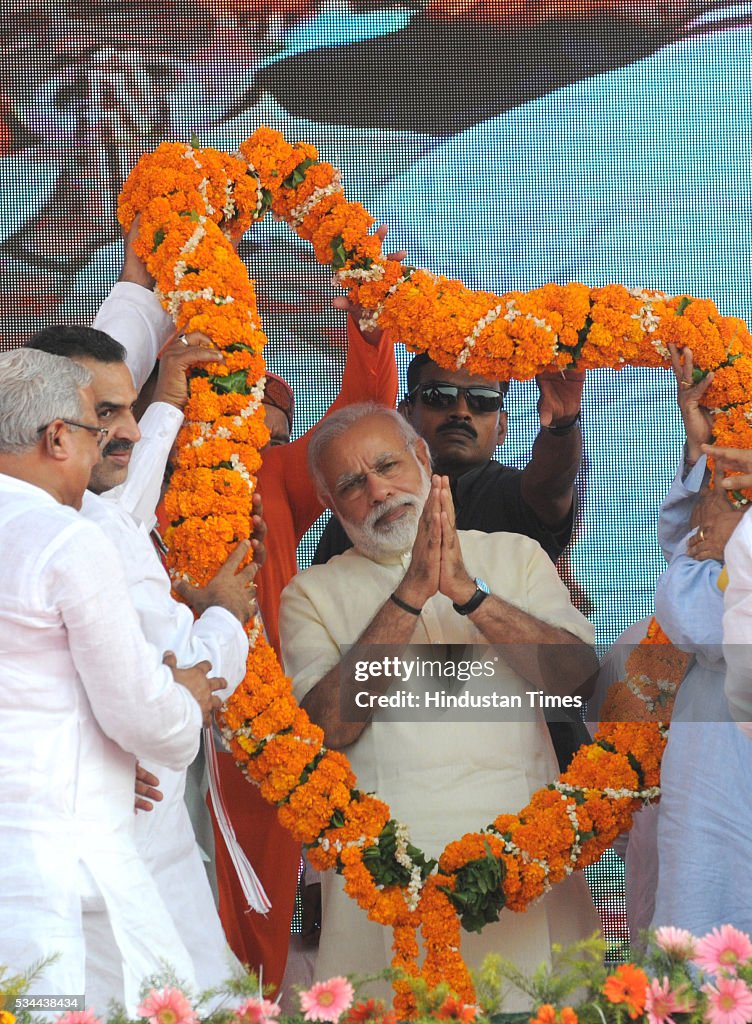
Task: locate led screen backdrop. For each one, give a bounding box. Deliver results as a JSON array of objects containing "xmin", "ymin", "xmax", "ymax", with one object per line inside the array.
[{"xmin": 2, "ymin": 0, "xmax": 751, "ymax": 953}]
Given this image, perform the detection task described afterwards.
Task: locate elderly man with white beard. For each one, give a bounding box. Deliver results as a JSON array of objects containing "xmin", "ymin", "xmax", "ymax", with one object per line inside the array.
[{"xmin": 278, "ymin": 403, "xmax": 600, "ymax": 1002}]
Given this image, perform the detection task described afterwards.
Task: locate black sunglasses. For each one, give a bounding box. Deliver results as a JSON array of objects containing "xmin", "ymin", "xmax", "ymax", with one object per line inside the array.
[{"xmin": 406, "ymin": 382, "xmax": 504, "ymax": 413}]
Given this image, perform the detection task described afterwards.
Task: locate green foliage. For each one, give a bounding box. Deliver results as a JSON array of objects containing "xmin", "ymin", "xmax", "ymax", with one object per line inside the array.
[
  {"xmin": 573, "ymin": 316, "xmax": 594, "ymax": 359},
  {"xmin": 474, "ymin": 954, "xmax": 506, "ymax": 1018},
  {"xmin": 439, "ymin": 842, "xmax": 506, "ymax": 934},
  {"xmin": 0, "ymin": 958, "xmax": 59, "ymax": 1024},
  {"xmin": 282, "ymin": 158, "xmax": 318, "ymax": 189},
  {"xmin": 330, "ymin": 235, "xmax": 350, "ymax": 271},
  {"xmin": 477, "ymin": 937, "xmax": 615, "ymax": 1024},
  {"xmin": 257, "ymin": 187, "xmax": 274, "ymax": 217},
  {"xmin": 361, "ymin": 820, "xmax": 436, "ymax": 888},
  {"xmin": 211, "ymin": 370, "xmax": 252, "ymax": 395},
  {"xmin": 225, "ymin": 342, "xmax": 255, "ymax": 354},
  {"xmin": 8, "ymin": 927, "xmax": 752, "ymax": 1024}
]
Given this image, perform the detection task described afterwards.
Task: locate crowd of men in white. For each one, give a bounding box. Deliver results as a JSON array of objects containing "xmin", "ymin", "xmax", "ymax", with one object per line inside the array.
[{"xmin": 4, "ymin": 300, "xmax": 752, "ymax": 1012}]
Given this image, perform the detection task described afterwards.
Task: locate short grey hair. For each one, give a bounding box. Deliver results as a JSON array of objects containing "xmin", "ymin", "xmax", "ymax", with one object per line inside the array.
[
  {"xmin": 308, "ymin": 402, "xmax": 424, "ymax": 496},
  {"xmin": 0, "ymin": 348, "xmax": 92, "ymax": 454}
]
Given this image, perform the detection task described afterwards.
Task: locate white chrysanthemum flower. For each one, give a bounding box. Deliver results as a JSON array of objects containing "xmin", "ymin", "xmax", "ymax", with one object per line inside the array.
[
  {"xmin": 457, "ymin": 303, "xmax": 505, "ymax": 367},
  {"xmin": 290, "ymin": 175, "xmax": 342, "ymax": 227}
]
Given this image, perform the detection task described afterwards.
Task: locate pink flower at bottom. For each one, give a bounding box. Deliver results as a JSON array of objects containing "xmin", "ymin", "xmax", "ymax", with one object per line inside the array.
[
  {"xmin": 56, "ymin": 1013, "xmax": 102, "ymax": 1024},
  {"xmin": 645, "ymin": 976, "xmax": 694, "ymax": 1024},
  {"xmin": 653, "ymin": 926, "xmax": 697, "ymax": 959},
  {"xmin": 703, "ymin": 977, "xmax": 752, "ymax": 1024},
  {"xmin": 300, "ymin": 978, "xmax": 355, "ymax": 1023},
  {"xmin": 137, "ymin": 987, "xmax": 198, "ymax": 1024},
  {"xmin": 694, "ymin": 925, "xmax": 752, "ymax": 976},
  {"xmin": 233, "ymin": 996, "xmax": 281, "ymax": 1024}
]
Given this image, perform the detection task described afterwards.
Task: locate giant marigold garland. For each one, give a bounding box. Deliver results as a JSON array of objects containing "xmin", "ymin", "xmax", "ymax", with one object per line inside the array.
[{"xmin": 118, "ymin": 127, "xmax": 752, "ymax": 1014}]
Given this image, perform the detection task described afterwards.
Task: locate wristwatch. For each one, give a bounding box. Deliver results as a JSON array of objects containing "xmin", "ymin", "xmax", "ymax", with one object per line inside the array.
[
  {"xmin": 452, "ymin": 580, "xmax": 489, "ymax": 616},
  {"xmin": 544, "ymin": 411, "xmax": 581, "ymax": 436}
]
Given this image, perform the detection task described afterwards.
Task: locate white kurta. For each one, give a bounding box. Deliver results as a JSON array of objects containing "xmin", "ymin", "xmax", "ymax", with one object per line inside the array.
[
  {"xmin": 279, "ymin": 530, "xmax": 599, "ymax": 1007},
  {"xmin": 722, "ymin": 509, "xmax": 752, "ymax": 737},
  {"xmin": 81, "ymin": 400, "xmax": 249, "ymax": 992},
  {"xmin": 0, "ymin": 474, "xmax": 202, "ymax": 1012}
]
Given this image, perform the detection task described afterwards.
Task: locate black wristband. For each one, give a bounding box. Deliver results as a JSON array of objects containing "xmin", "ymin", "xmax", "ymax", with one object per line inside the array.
[
  {"xmin": 544, "ymin": 411, "xmax": 581, "ymax": 436},
  {"xmin": 390, "ymin": 592, "xmax": 423, "ymax": 616},
  {"xmin": 452, "ymin": 587, "xmax": 489, "ymax": 616}
]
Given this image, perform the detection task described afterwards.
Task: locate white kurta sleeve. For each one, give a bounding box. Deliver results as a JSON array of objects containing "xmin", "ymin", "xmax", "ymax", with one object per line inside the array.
[
  {"xmin": 190, "ymin": 607, "xmax": 249, "ymax": 694},
  {"xmin": 279, "ymin": 572, "xmax": 343, "ymax": 703},
  {"xmin": 722, "ymin": 510, "xmax": 752, "ymax": 735},
  {"xmin": 46, "ymin": 519, "xmax": 202, "ymax": 768},
  {"xmin": 93, "ymin": 282, "xmax": 174, "ymax": 391}
]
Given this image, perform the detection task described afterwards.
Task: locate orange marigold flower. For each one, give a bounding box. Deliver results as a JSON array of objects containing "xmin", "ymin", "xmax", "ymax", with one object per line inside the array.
[
  {"xmin": 435, "ymin": 996, "xmax": 476, "ymax": 1023},
  {"xmin": 341, "ymin": 999, "xmax": 397, "ymax": 1024},
  {"xmin": 530, "ymin": 1006, "xmax": 578, "ymax": 1024},
  {"xmin": 602, "ymin": 964, "xmax": 648, "ymax": 1018},
  {"xmin": 531, "ymin": 1005, "xmax": 557, "ymax": 1024}
]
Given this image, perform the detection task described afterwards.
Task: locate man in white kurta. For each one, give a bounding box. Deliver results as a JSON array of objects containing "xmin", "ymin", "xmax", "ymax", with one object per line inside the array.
[
  {"xmin": 81, "ymin": 413, "xmax": 250, "ymax": 999},
  {"xmin": 27, "ymin": 326, "xmax": 258, "ymax": 994},
  {"xmin": 722, "ymin": 506, "xmax": 752, "ymax": 738},
  {"xmin": 279, "ymin": 405, "xmax": 600, "ymax": 1005},
  {"xmin": 0, "ymin": 349, "xmax": 216, "ymax": 1014}
]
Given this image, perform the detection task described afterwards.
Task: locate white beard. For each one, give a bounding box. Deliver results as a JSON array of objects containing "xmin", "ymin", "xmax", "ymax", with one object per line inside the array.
[{"xmin": 340, "ymin": 467, "xmax": 432, "ymax": 561}]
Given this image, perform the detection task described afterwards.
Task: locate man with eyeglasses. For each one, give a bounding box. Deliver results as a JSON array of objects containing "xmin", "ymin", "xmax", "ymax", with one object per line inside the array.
[
  {"xmin": 26, "ymin": 325, "xmax": 261, "ymax": 1006},
  {"xmin": 0, "ymin": 347, "xmax": 224, "ymax": 1012},
  {"xmin": 40, "ymin": 417, "xmax": 110, "ymax": 446},
  {"xmin": 279, "ymin": 402, "xmax": 599, "ymax": 1000}
]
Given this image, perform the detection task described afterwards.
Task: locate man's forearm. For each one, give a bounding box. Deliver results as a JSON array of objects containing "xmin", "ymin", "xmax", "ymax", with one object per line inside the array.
[
  {"xmin": 301, "ymin": 596, "xmax": 419, "ymax": 749},
  {"xmin": 93, "ymin": 283, "xmax": 173, "ymax": 391},
  {"xmin": 467, "ymin": 593, "xmax": 598, "ymax": 698},
  {"xmin": 520, "ymin": 426, "xmax": 581, "ymax": 526}
]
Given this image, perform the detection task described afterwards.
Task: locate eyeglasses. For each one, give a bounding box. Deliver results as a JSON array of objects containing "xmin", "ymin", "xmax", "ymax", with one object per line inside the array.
[
  {"xmin": 333, "ymin": 444, "xmax": 414, "ymax": 502},
  {"xmin": 406, "ymin": 382, "xmax": 504, "ymax": 413},
  {"xmin": 38, "ymin": 419, "xmax": 110, "ymax": 448}
]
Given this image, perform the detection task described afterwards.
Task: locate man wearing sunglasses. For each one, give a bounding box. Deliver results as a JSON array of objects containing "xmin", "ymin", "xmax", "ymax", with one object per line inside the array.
[
  {"xmin": 315, "ymin": 354, "xmax": 582, "ymax": 566},
  {"xmin": 404, "ymin": 355, "xmax": 582, "ymax": 553}
]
